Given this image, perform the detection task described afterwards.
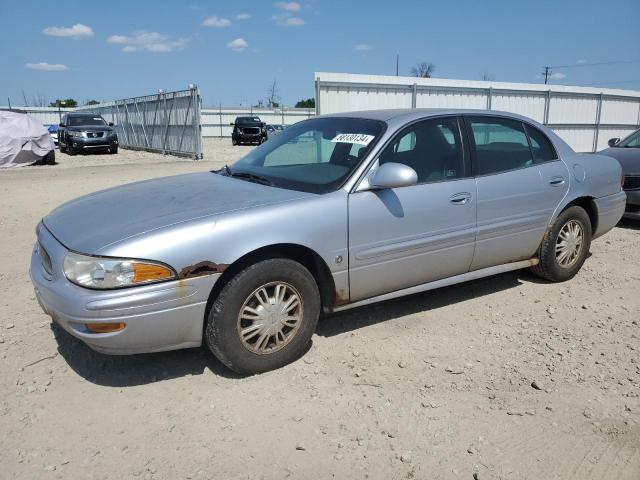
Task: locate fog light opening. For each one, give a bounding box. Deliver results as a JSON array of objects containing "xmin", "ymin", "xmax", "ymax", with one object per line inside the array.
[{"xmin": 85, "ymin": 322, "xmax": 126, "ymax": 334}]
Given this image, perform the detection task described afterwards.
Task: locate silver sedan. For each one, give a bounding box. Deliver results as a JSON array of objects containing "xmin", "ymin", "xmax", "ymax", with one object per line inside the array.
[{"xmin": 30, "ymin": 109, "xmax": 626, "ymax": 374}]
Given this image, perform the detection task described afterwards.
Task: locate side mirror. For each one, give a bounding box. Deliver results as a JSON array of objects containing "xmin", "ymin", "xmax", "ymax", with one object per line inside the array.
[
  {"xmin": 229, "ymin": 123, "xmax": 235, "ymax": 126},
  {"xmin": 59, "ymin": 123, "xmax": 65, "ymax": 127},
  {"xmin": 108, "ymin": 122, "xmax": 114, "ymax": 127},
  {"xmin": 608, "ymin": 138, "xmax": 620, "ymax": 147},
  {"xmin": 369, "ymin": 162, "xmax": 418, "ymax": 190}
]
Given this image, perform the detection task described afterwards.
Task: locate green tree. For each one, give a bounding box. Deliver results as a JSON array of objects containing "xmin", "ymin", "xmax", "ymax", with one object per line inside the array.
[
  {"xmin": 49, "ymin": 98, "xmax": 78, "ymax": 108},
  {"xmin": 294, "ymin": 98, "xmax": 315, "ymax": 108},
  {"xmin": 85, "ymin": 99, "xmax": 100, "ymax": 105}
]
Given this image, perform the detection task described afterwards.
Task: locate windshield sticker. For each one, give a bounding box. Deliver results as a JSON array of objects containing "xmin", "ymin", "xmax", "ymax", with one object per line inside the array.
[{"xmin": 331, "ymin": 133, "xmax": 374, "ymax": 146}]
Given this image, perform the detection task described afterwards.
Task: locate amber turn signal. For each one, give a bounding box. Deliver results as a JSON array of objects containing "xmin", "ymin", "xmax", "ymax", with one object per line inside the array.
[
  {"xmin": 132, "ymin": 263, "xmax": 174, "ymax": 284},
  {"xmin": 86, "ymin": 322, "xmax": 126, "ymax": 334}
]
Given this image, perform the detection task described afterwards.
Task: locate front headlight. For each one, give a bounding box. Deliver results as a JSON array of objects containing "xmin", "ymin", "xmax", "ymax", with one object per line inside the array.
[
  {"xmin": 63, "ymin": 252, "xmax": 176, "ymax": 289},
  {"xmin": 68, "ymin": 131, "xmax": 84, "ymax": 138}
]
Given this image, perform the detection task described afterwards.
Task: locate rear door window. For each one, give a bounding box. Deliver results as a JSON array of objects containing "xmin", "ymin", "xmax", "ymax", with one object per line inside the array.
[{"xmin": 467, "ymin": 116, "xmax": 534, "ymax": 175}]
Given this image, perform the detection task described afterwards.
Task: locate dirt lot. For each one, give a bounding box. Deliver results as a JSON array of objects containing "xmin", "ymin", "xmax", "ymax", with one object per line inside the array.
[{"xmin": 1, "ymin": 139, "xmax": 639, "ymax": 479}]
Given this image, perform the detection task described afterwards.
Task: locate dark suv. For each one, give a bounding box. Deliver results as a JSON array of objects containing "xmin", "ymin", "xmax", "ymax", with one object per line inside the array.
[
  {"xmin": 230, "ymin": 116, "xmax": 266, "ymax": 145},
  {"xmin": 58, "ymin": 113, "xmax": 119, "ymax": 155}
]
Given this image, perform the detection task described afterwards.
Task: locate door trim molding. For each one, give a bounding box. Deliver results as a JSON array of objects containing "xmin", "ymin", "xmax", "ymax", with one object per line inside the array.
[{"xmin": 332, "ymin": 258, "xmax": 538, "ymax": 312}]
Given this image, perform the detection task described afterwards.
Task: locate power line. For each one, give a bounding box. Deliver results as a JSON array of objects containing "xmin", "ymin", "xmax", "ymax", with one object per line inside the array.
[{"xmin": 548, "ymin": 60, "xmax": 640, "ymax": 69}]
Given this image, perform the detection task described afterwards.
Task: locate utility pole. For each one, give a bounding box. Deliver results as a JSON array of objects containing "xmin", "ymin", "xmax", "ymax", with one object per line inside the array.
[
  {"xmin": 396, "ymin": 53, "xmax": 399, "ymax": 76},
  {"xmin": 543, "ymin": 66, "xmax": 551, "ymax": 84}
]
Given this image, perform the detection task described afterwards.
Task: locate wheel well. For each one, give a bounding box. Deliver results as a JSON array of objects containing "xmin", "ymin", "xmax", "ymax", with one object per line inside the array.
[
  {"xmin": 562, "ymin": 197, "xmax": 598, "ymax": 233},
  {"xmin": 203, "ymin": 244, "xmax": 337, "ymax": 322}
]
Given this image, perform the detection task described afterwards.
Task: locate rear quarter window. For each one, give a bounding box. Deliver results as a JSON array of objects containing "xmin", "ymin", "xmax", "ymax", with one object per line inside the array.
[{"xmin": 524, "ymin": 124, "xmax": 558, "ymax": 162}]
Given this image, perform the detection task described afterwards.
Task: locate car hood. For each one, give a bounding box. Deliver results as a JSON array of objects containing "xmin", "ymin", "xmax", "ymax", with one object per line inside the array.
[
  {"xmin": 600, "ymin": 147, "xmax": 640, "ymax": 176},
  {"xmin": 67, "ymin": 125, "xmax": 113, "ymax": 132},
  {"xmin": 43, "ymin": 172, "xmax": 312, "ymax": 253}
]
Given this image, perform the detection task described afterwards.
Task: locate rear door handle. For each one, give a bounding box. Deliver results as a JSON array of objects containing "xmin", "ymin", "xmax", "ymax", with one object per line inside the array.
[
  {"xmin": 450, "ymin": 192, "xmax": 472, "ymax": 205},
  {"xmin": 549, "ymin": 176, "xmax": 565, "ymax": 186}
]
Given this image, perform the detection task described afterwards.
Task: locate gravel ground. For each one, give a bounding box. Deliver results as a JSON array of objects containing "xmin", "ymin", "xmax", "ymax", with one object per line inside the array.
[{"xmin": 1, "ymin": 139, "xmax": 639, "ymax": 479}]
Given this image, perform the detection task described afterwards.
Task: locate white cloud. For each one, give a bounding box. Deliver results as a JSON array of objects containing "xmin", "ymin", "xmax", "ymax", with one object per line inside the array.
[
  {"xmin": 25, "ymin": 62, "xmax": 68, "ymax": 71},
  {"xmin": 271, "ymin": 13, "xmax": 306, "ymax": 26},
  {"xmin": 577, "ymin": 59, "xmax": 588, "ymax": 64},
  {"xmin": 354, "ymin": 44, "xmax": 372, "ymax": 51},
  {"xmin": 550, "ymin": 72, "xmax": 566, "ymax": 80},
  {"xmin": 276, "ymin": 1, "xmax": 301, "ymax": 11},
  {"xmin": 107, "ymin": 31, "xmax": 188, "ymax": 53},
  {"xmin": 226, "ymin": 38, "xmax": 248, "ymax": 52},
  {"xmin": 42, "ymin": 23, "xmax": 94, "ymax": 39},
  {"xmin": 236, "ymin": 13, "xmax": 251, "ymax": 20},
  {"xmin": 202, "ymin": 15, "xmax": 231, "ymax": 27}
]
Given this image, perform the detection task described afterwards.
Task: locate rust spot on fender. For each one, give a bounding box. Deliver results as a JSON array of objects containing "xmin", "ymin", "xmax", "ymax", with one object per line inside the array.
[
  {"xmin": 178, "ymin": 261, "xmax": 228, "ymax": 279},
  {"xmin": 335, "ymin": 288, "xmax": 349, "ymax": 306}
]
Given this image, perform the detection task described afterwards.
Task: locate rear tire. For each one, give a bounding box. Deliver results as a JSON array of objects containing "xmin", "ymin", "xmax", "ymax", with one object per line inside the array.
[
  {"xmin": 205, "ymin": 258, "xmax": 320, "ymax": 375},
  {"xmin": 44, "ymin": 150, "xmax": 55, "ymax": 165},
  {"xmin": 531, "ymin": 206, "xmax": 592, "ymax": 282}
]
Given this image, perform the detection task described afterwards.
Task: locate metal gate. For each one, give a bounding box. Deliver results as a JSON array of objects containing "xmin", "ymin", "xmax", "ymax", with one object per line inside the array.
[{"xmin": 78, "ymin": 86, "xmax": 202, "ymax": 159}]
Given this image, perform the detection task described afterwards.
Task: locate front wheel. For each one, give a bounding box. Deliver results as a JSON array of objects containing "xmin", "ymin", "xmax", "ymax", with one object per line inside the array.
[
  {"xmin": 531, "ymin": 206, "xmax": 592, "ymax": 282},
  {"xmin": 205, "ymin": 258, "xmax": 320, "ymax": 374}
]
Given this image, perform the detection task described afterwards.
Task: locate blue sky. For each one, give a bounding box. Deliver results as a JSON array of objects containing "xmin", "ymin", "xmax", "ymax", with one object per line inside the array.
[{"xmin": 1, "ymin": 0, "xmax": 639, "ymax": 107}]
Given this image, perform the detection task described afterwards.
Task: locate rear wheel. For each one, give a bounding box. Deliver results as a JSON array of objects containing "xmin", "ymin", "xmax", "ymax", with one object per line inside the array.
[
  {"xmin": 531, "ymin": 206, "xmax": 592, "ymax": 282},
  {"xmin": 205, "ymin": 258, "xmax": 320, "ymax": 375},
  {"xmin": 44, "ymin": 150, "xmax": 55, "ymax": 165}
]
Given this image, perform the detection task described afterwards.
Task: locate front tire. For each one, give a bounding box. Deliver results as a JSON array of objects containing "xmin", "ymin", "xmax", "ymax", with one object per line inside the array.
[
  {"xmin": 205, "ymin": 258, "xmax": 320, "ymax": 375},
  {"xmin": 531, "ymin": 206, "xmax": 592, "ymax": 282}
]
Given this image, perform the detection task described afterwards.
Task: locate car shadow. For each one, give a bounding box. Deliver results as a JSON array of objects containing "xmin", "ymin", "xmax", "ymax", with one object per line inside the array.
[
  {"xmin": 617, "ymin": 218, "xmax": 640, "ymax": 230},
  {"xmin": 317, "ymin": 269, "xmax": 536, "ymax": 337},
  {"xmin": 52, "ymin": 269, "xmax": 541, "ymax": 385},
  {"xmin": 50, "ymin": 323, "xmax": 244, "ymax": 386}
]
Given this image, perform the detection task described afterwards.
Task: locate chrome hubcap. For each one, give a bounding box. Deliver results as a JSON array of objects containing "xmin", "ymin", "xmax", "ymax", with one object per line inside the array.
[
  {"xmin": 555, "ymin": 220, "xmax": 584, "ymax": 268},
  {"xmin": 237, "ymin": 282, "xmax": 303, "ymax": 355}
]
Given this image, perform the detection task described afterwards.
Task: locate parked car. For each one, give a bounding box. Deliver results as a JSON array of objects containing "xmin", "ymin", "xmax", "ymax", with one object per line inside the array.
[
  {"xmin": 266, "ymin": 124, "xmax": 286, "ymax": 140},
  {"xmin": 231, "ymin": 116, "xmax": 266, "ymax": 145},
  {"xmin": 0, "ymin": 109, "xmax": 55, "ymax": 167},
  {"xmin": 600, "ymin": 129, "xmax": 640, "ymax": 219},
  {"xmin": 31, "ymin": 109, "xmax": 625, "ymax": 374},
  {"xmin": 47, "ymin": 124, "xmax": 59, "ymax": 146},
  {"xmin": 58, "ymin": 113, "xmax": 118, "ymax": 155}
]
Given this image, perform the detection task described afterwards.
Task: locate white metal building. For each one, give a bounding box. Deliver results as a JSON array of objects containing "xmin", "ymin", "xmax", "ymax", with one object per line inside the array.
[{"xmin": 314, "ymin": 72, "xmax": 640, "ymax": 152}]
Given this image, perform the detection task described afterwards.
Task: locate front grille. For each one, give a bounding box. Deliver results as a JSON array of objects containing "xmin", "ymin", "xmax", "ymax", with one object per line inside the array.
[
  {"xmin": 623, "ymin": 175, "xmax": 640, "ymax": 190},
  {"xmin": 38, "ymin": 242, "xmax": 53, "ymax": 276},
  {"xmin": 242, "ymin": 127, "xmax": 260, "ymax": 135},
  {"xmin": 86, "ymin": 131, "xmax": 104, "ymax": 138}
]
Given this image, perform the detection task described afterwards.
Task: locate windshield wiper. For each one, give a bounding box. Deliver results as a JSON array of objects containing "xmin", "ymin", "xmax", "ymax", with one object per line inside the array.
[{"xmin": 229, "ymin": 170, "xmax": 274, "ymax": 186}]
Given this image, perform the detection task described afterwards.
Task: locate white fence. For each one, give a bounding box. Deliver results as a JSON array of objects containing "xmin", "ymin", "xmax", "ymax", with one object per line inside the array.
[
  {"xmin": 201, "ymin": 107, "xmax": 315, "ymax": 137},
  {"xmin": 77, "ymin": 88, "xmax": 203, "ymax": 159},
  {"xmin": 314, "ymin": 72, "xmax": 640, "ymax": 152}
]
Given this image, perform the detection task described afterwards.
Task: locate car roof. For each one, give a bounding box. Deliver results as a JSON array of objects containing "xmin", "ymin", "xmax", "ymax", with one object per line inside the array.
[
  {"xmin": 68, "ymin": 112, "xmax": 103, "ymax": 116},
  {"xmin": 321, "ymin": 108, "xmax": 539, "ymax": 124}
]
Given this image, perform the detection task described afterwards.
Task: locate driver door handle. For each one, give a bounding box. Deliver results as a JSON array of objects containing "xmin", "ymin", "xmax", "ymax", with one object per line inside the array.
[{"xmin": 450, "ymin": 192, "xmax": 472, "ymax": 205}]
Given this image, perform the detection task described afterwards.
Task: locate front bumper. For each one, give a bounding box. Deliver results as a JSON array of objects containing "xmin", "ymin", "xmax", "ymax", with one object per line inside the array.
[
  {"xmin": 623, "ymin": 190, "xmax": 640, "ymax": 220},
  {"xmin": 68, "ymin": 134, "xmax": 118, "ymax": 150},
  {"xmin": 29, "ymin": 223, "xmax": 219, "ymax": 355}
]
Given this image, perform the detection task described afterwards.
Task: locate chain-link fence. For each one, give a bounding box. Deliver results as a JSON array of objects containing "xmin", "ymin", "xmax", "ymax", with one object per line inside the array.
[{"xmin": 77, "ymin": 87, "xmax": 202, "ymax": 159}]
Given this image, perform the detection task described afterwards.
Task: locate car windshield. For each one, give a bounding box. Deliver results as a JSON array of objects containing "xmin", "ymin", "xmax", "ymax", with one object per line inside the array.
[
  {"xmin": 68, "ymin": 116, "xmax": 106, "ymax": 126},
  {"xmin": 237, "ymin": 117, "xmax": 260, "ymax": 124},
  {"xmin": 226, "ymin": 117, "xmax": 385, "ymax": 194},
  {"xmin": 617, "ymin": 129, "xmax": 640, "ymax": 148}
]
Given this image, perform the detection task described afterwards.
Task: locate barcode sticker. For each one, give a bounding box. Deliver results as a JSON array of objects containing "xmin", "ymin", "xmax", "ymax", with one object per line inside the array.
[{"xmin": 331, "ymin": 133, "xmax": 374, "ymax": 146}]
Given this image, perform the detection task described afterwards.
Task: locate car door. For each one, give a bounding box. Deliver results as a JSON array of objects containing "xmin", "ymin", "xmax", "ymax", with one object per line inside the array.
[
  {"xmin": 348, "ymin": 116, "xmax": 477, "ymax": 302},
  {"xmin": 465, "ymin": 115, "xmax": 567, "ymax": 270}
]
